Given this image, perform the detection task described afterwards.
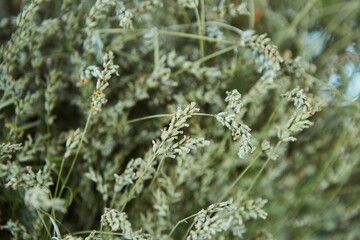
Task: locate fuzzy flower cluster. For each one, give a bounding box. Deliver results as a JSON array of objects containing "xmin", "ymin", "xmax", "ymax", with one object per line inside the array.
[
  {"xmin": 178, "ymin": 0, "xmax": 199, "ymax": 9},
  {"xmin": 64, "ymin": 129, "xmax": 82, "ymax": 158},
  {"xmin": 101, "ymin": 208, "xmax": 132, "ymax": 232},
  {"xmin": 117, "ymin": 6, "xmax": 134, "ymax": 29},
  {"xmin": 0, "ymin": 220, "xmax": 32, "ymax": 240},
  {"xmin": 283, "ymin": 56, "xmax": 307, "ymax": 79},
  {"xmin": 2, "ymin": 164, "xmax": 52, "ymax": 191},
  {"xmin": 0, "ymin": 143, "xmax": 22, "ymax": 160},
  {"xmin": 229, "ymin": 198, "xmax": 269, "ymax": 237},
  {"xmin": 113, "ymin": 103, "xmax": 209, "ymax": 207},
  {"xmin": 240, "ymin": 31, "xmax": 284, "ymax": 81},
  {"xmin": 216, "ymin": 90, "xmax": 255, "ymax": 158},
  {"xmin": 152, "ymin": 102, "xmax": 210, "ymax": 159},
  {"xmin": 278, "ymin": 87, "xmax": 322, "ymax": 142},
  {"xmin": 85, "ymin": 0, "xmax": 116, "ymax": 31},
  {"xmin": 114, "ymin": 157, "xmax": 155, "ymax": 195},
  {"xmin": 187, "ymin": 198, "xmax": 268, "ymax": 239},
  {"xmin": 240, "ymin": 198, "xmax": 268, "ymax": 220},
  {"xmin": 25, "ymin": 186, "xmax": 66, "ymax": 213},
  {"xmin": 85, "ymin": 167, "xmax": 109, "ymax": 202},
  {"xmin": 1, "ymin": 0, "xmax": 45, "ymax": 73},
  {"xmin": 187, "ymin": 200, "xmax": 237, "ymax": 240},
  {"xmin": 81, "ymin": 51, "xmax": 119, "ymax": 112},
  {"xmin": 212, "ymin": 2, "xmax": 249, "ymax": 20},
  {"xmin": 101, "ymin": 208, "xmax": 151, "ymax": 239}
]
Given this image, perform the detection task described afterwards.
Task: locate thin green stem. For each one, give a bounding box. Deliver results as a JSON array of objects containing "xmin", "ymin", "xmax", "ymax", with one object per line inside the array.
[
  {"xmin": 193, "ymin": 1, "xmax": 203, "ymax": 57},
  {"xmin": 193, "ymin": 112, "xmax": 215, "ymax": 117},
  {"xmin": 248, "ymin": 0, "xmax": 255, "ymax": 29},
  {"xmin": 245, "ymin": 158, "xmax": 270, "ymax": 197},
  {"xmin": 183, "ymin": 220, "xmax": 196, "ymax": 240},
  {"xmin": 276, "ymin": 0, "xmax": 318, "ymax": 45},
  {"xmin": 59, "ymin": 109, "xmax": 93, "ymax": 198},
  {"xmin": 200, "ymin": 0, "xmax": 205, "ymax": 34},
  {"xmin": 149, "ymin": 154, "xmax": 166, "ymax": 188},
  {"xmin": 100, "ymin": 27, "xmax": 234, "ymax": 44},
  {"xmin": 285, "ymin": 129, "xmax": 348, "ymax": 220},
  {"xmin": 54, "ymin": 156, "xmax": 66, "ymax": 199},
  {"xmin": 295, "ymin": 178, "xmax": 350, "ymax": 240},
  {"xmin": 36, "ymin": 210, "xmax": 52, "ymax": 239},
  {"xmin": 206, "ymin": 21, "xmax": 244, "ymax": 36},
  {"xmin": 110, "ymin": 191, "xmax": 117, "ymax": 209},
  {"xmin": 220, "ymin": 150, "xmax": 262, "ymax": 201},
  {"xmin": 17, "ymin": 120, "xmax": 40, "ymax": 131},
  {"xmin": 174, "ymin": 45, "xmax": 237, "ymax": 76},
  {"xmin": 120, "ymin": 146, "xmax": 160, "ymax": 212},
  {"xmin": 153, "ymin": 28, "xmax": 160, "ymax": 70},
  {"xmin": 71, "ymin": 230, "xmax": 126, "ymax": 237},
  {"xmin": 169, "ymin": 212, "xmax": 199, "ymax": 237},
  {"xmin": 245, "ymin": 141, "xmax": 281, "ymax": 196},
  {"xmin": 158, "ymin": 29, "xmax": 234, "ymax": 44},
  {"xmin": 126, "ymin": 114, "xmax": 172, "ymax": 124},
  {"xmin": 126, "ymin": 113, "xmax": 215, "ymax": 124},
  {"xmin": 197, "ymin": 0, "xmax": 205, "ymax": 57},
  {"xmin": 97, "ymin": 28, "xmax": 148, "ymax": 34}
]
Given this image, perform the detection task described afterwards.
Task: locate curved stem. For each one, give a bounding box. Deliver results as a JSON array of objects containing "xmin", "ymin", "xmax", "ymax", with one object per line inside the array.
[
  {"xmin": 245, "ymin": 141, "xmax": 281, "ymax": 196},
  {"xmin": 110, "ymin": 191, "xmax": 117, "ymax": 209},
  {"xmin": 183, "ymin": 220, "xmax": 196, "ymax": 240},
  {"xmin": 193, "ymin": 113, "xmax": 215, "ymax": 117},
  {"xmin": 220, "ymin": 150, "xmax": 261, "ymax": 201},
  {"xmin": 193, "ymin": 0, "xmax": 205, "ymax": 58},
  {"xmin": 126, "ymin": 112, "xmax": 215, "ymax": 124},
  {"xmin": 206, "ymin": 21, "xmax": 244, "ymax": 36},
  {"xmin": 149, "ymin": 154, "xmax": 166, "ymax": 188},
  {"xmin": 59, "ymin": 109, "xmax": 93, "ymax": 197},
  {"xmin": 153, "ymin": 28, "xmax": 160, "ymax": 70},
  {"xmin": 120, "ymin": 146, "xmax": 161, "ymax": 212},
  {"xmin": 248, "ymin": 0, "xmax": 255, "ymax": 29},
  {"xmin": 245, "ymin": 157, "xmax": 270, "ymax": 196},
  {"xmin": 54, "ymin": 156, "xmax": 66, "ymax": 199},
  {"xmin": 126, "ymin": 114, "xmax": 172, "ymax": 124},
  {"xmin": 169, "ymin": 212, "xmax": 198, "ymax": 237},
  {"xmin": 71, "ymin": 230, "xmax": 126, "ymax": 237},
  {"xmin": 174, "ymin": 45, "xmax": 237, "ymax": 76},
  {"xmin": 158, "ymin": 29, "xmax": 234, "ymax": 44},
  {"xmin": 17, "ymin": 120, "xmax": 40, "ymax": 131},
  {"xmin": 36, "ymin": 210, "xmax": 52, "ymax": 239}
]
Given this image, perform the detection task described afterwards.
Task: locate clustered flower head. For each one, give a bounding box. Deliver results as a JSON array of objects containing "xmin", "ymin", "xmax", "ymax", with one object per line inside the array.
[
  {"xmin": 100, "ymin": 208, "xmax": 151, "ymax": 239},
  {"xmin": 117, "ymin": 6, "xmax": 134, "ymax": 29},
  {"xmin": 64, "ymin": 129, "xmax": 82, "ymax": 158},
  {"xmin": 278, "ymin": 87, "xmax": 322, "ymax": 142},
  {"xmin": 114, "ymin": 157, "xmax": 155, "ymax": 194},
  {"xmin": 81, "ymin": 51, "xmax": 119, "ymax": 112},
  {"xmin": 187, "ymin": 198, "xmax": 268, "ymax": 239},
  {"xmin": 25, "ymin": 186, "xmax": 66, "ymax": 213},
  {"xmin": 216, "ymin": 90, "xmax": 255, "ymax": 158},
  {"xmin": 240, "ymin": 31, "xmax": 284, "ymax": 81},
  {"xmin": 0, "ymin": 143, "xmax": 22, "ymax": 160},
  {"xmin": 152, "ymin": 102, "xmax": 210, "ymax": 159},
  {"xmin": 187, "ymin": 200, "xmax": 237, "ymax": 240}
]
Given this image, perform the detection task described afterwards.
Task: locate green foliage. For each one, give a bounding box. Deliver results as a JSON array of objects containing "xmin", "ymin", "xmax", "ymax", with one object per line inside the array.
[{"xmin": 0, "ymin": 0, "xmax": 359, "ymax": 239}]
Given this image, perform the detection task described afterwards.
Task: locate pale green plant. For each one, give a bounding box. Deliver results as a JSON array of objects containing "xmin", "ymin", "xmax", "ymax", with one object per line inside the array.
[{"xmin": 0, "ymin": 0, "xmax": 359, "ymax": 239}]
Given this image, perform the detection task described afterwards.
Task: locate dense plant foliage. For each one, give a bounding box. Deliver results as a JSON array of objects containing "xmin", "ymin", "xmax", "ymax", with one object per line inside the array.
[{"xmin": 0, "ymin": 0, "xmax": 359, "ymax": 239}]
